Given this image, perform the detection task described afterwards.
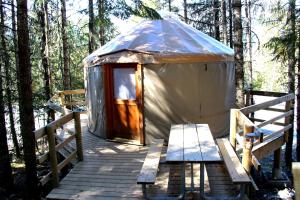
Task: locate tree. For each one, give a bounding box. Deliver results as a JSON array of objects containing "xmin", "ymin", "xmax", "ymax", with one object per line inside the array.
[
  {"xmin": 264, "ymin": 0, "xmax": 298, "ymax": 167},
  {"xmin": 37, "ymin": 0, "xmax": 52, "ymax": 106},
  {"xmin": 297, "ymin": 20, "xmax": 300, "ymax": 161},
  {"xmin": 0, "ymin": 0, "xmax": 13, "ymax": 193},
  {"xmin": 17, "ymin": 0, "xmax": 40, "ymax": 198},
  {"xmin": 98, "ymin": 0, "xmax": 105, "ymax": 46},
  {"xmin": 213, "ymin": 0, "xmax": 220, "ymax": 41},
  {"xmin": 285, "ymin": 0, "xmax": 296, "ymax": 168},
  {"xmin": 245, "ymin": 0, "xmax": 253, "ymax": 89},
  {"xmin": 183, "ymin": 0, "xmax": 187, "ymax": 23},
  {"xmin": 2, "ymin": 0, "xmax": 20, "ymax": 159},
  {"xmin": 221, "ymin": 0, "xmax": 227, "ymax": 44},
  {"xmin": 89, "ymin": 0, "xmax": 96, "ymax": 53},
  {"xmin": 61, "ymin": 0, "xmax": 71, "ymax": 90},
  {"xmin": 233, "ymin": 0, "xmax": 244, "ymax": 108},
  {"xmin": 228, "ymin": 0, "xmax": 233, "ymax": 47}
]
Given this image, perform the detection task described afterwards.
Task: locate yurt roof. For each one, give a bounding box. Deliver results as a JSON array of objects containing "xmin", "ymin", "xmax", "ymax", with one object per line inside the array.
[{"xmin": 84, "ymin": 16, "xmax": 234, "ymax": 66}]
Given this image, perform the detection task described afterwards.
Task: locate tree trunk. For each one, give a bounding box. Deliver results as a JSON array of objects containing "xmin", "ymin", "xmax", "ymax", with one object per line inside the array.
[
  {"xmin": 183, "ymin": 0, "xmax": 187, "ymax": 23},
  {"xmin": 39, "ymin": 0, "xmax": 51, "ymax": 101},
  {"xmin": 17, "ymin": 0, "xmax": 40, "ymax": 198},
  {"xmin": 98, "ymin": 0, "xmax": 105, "ymax": 46},
  {"xmin": 61, "ymin": 0, "xmax": 71, "ymax": 90},
  {"xmin": 221, "ymin": 0, "xmax": 227, "ymax": 44},
  {"xmin": 285, "ymin": 0, "xmax": 296, "ymax": 169},
  {"xmin": 213, "ymin": 0, "xmax": 220, "ymax": 41},
  {"xmin": 245, "ymin": 0, "xmax": 253, "ymax": 88},
  {"xmin": 233, "ymin": 0, "xmax": 244, "ymax": 108},
  {"xmin": 89, "ymin": 0, "xmax": 95, "ymax": 53},
  {"xmin": 12, "ymin": 0, "xmax": 19, "ymax": 86},
  {"xmin": 297, "ymin": 21, "xmax": 300, "ymax": 162},
  {"xmin": 228, "ymin": 0, "xmax": 233, "ymax": 48},
  {"xmin": 168, "ymin": 0, "xmax": 171, "ymax": 12},
  {"xmin": 0, "ymin": 0, "xmax": 13, "ymax": 193}
]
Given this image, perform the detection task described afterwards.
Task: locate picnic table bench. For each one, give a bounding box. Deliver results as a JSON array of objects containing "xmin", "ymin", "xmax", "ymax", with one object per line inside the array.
[
  {"xmin": 216, "ymin": 138, "xmax": 251, "ymax": 199},
  {"xmin": 137, "ymin": 139, "xmax": 164, "ymax": 199}
]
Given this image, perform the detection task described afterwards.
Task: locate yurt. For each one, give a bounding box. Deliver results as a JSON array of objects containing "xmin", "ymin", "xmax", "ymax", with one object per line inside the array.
[{"xmin": 84, "ymin": 16, "xmax": 235, "ymax": 145}]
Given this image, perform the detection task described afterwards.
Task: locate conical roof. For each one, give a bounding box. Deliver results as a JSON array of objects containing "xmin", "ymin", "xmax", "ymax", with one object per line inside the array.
[{"xmin": 84, "ymin": 17, "xmax": 234, "ymax": 66}]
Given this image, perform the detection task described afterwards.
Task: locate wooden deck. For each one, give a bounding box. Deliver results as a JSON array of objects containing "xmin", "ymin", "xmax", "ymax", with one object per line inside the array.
[{"xmin": 47, "ymin": 117, "xmax": 239, "ymax": 199}]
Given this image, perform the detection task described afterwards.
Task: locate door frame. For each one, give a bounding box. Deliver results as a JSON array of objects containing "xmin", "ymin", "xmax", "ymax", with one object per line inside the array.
[{"xmin": 103, "ymin": 63, "xmax": 145, "ymax": 145}]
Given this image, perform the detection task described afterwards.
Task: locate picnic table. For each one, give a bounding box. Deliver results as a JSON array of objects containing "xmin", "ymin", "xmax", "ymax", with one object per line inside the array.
[{"xmin": 166, "ymin": 123, "xmax": 222, "ymax": 199}]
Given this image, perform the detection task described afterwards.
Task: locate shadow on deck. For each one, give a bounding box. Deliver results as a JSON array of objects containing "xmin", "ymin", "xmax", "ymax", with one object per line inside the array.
[{"xmin": 47, "ymin": 129, "xmax": 238, "ymax": 200}]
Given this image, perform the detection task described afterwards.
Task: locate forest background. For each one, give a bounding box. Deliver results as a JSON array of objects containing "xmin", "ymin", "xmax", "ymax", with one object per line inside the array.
[{"xmin": 0, "ymin": 0, "xmax": 299, "ymax": 199}]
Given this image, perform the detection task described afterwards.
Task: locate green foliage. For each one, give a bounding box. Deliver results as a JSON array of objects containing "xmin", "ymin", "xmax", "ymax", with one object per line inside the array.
[{"xmin": 111, "ymin": 0, "xmax": 162, "ymax": 20}]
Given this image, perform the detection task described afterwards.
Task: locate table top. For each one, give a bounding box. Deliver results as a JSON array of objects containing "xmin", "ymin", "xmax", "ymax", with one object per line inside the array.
[{"xmin": 166, "ymin": 124, "xmax": 222, "ymax": 163}]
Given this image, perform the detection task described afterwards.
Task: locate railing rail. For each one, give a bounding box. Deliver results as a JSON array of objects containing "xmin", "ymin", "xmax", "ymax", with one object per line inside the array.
[
  {"xmin": 34, "ymin": 111, "xmax": 83, "ymax": 187},
  {"xmin": 47, "ymin": 89, "xmax": 86, "ymax": 115},
  {"xmin": 230, "ymin": 92, "xmax": 295, "ymax": 179}
]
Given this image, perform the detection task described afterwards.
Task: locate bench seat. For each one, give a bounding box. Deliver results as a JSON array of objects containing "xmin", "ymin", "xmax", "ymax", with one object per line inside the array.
[
  {"xmin": 137, "ymin": 139, "xmax": 164, "ymax": 198},
  {"xmin": 216, "ymin": 138, "xmax": 251, "ymax": 199}
]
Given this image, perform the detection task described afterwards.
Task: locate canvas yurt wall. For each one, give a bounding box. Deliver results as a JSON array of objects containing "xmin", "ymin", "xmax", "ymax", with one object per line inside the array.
[
  {"xmin": 85, "ymin": 61, "xmax": 235, "ymax": 144},
  {"xmin": 143, "ymin": 62, "xmax": 235, "ymax": 143}
]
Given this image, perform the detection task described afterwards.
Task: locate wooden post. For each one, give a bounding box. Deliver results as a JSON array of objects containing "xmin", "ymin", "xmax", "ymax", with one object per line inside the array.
[
  {"xmin": 50, "ymin": 109, "xmax": 55, "ymax": 122},
  {"xmin": 242, "ymin": 124, "xmax": 254, "ymax": 173},
  {"xmin": 292, "ymin": 162, "xmax": 300, "ymax": 200},
  {"xmin": 58, "ymin": 92, "xmax": 65, "ymax": 107},
  {"xmin": 284, "ymin": 100, "xmax": 292, "ymax": 142},
  {"xmin": 46, "ymin": 125, "xmax": 59, "ymax": 187},
  {"xmin": 273, "ymin": 148, "xmax": 281, "ymax": 179},
  {"xmin": 245, "ymin": 89, "xmax": 250, "ymax": 107},
  {"xmin": 230, "ymin": 109, "xmax": 238, "ymax": 149},
  {"xmin": 74, "ymin": 111, "xmax": 83, "ymax": 161}
]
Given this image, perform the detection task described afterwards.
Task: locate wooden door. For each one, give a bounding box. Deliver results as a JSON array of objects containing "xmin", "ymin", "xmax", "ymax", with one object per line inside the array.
[{"xmin": 104, "ymin": 63, "xmax": 144, "ymax": 144}]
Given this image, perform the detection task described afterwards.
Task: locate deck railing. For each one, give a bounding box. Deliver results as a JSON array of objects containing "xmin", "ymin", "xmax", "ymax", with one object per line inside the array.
[
  {"xmin": 35, "ymin": 111, "xmax": 83, "ymax": 187},
  {"xmin": 230, "ymin": 91, "xmax": 294, "ymax": 178},
  {"xmin": 47, "ymin": 89, "xmax": 86, "ymax": 115}
]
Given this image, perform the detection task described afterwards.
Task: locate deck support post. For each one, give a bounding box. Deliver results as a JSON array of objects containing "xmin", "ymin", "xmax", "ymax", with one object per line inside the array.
[
  {"xmin": 74, "ymin": 111, "xmax": 83, "ymax": 161},
  {"xmin": 230, "ymin": 109, "xmax": 238, "ymax": 150},
  {"xmin": 272, "ymin": 148, "xmax": 281, "ymax": 179},
  {"xmin": 47, "ymin": 125, "xmax": 59, "ymax": 187}
]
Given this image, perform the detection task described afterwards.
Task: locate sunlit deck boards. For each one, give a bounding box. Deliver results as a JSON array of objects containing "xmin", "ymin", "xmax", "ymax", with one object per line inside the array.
[{"xmin": 47, "ymin": 117, "xmax": 238, "ymax": 199}]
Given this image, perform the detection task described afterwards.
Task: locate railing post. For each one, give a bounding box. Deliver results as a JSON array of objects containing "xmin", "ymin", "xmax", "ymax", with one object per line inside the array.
[
  {"xmin": 74, "ymin": 111, "xmax": 83, "ymax": 161},
  {"xmin": 50, "ymin": 109, "xmax": 55, "ymax": 122},
  {"xmin": 242, "ymin": 124, "xmax": 254, "ymax": 173},
  {"xmin": 58, "ymin": 92, "xmax": 65, "ymax": 107},
  {"xmin": 273, "ymin": 148, "xmax": 281, "ymax": 179},
  {"xmin": 245, "ymin": 89, "xmax": 250, "ymax": 107},
  {"xmin": 46, "ymin": 125, "xmax": 59, "ymax": 187},
  {"xmin": 284, "ymin": 100, "xmax": 292, "ymax": 142},
  {"xmin": 230, "ymin": 109, "xmax": 238, "ymax": 150}
]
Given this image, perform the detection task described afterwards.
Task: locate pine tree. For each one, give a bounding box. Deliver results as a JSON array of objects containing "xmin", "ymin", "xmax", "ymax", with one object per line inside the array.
[
  {"xmin": 89, "ymin": 0, "xmax": 96, "ymax": 53},
  {"xmin": 17, "ymin": 0, "xmax": 40, "ymax": 198},
  {"xmin": 0, "ymin": 0, "xmax": 13, "ymax": 193},
  {"xmin": 61, "ymin": 0, "xmax": 71, "ymax": 90},
  {"xmin": 285, "ymin": 0, "xmax": 296, "ymax": 168},
  {"xmin": 233, "ymin": 0, "xmax": 244, "ymax": 108}
]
